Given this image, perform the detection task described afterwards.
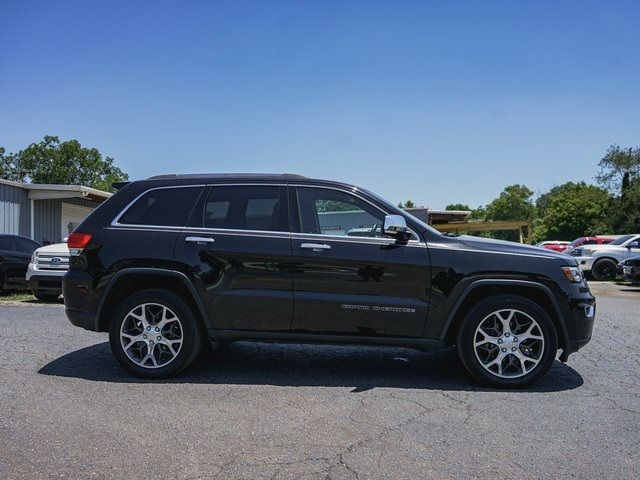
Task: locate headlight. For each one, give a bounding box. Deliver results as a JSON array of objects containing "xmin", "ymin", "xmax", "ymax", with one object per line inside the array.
[
  {"xmin": 561, "ymin": 266, "xmax": 583, "ymax": 282},
  {"xmin": 31, "ymin": 251, "xmax": 38, "ymax": 263}
]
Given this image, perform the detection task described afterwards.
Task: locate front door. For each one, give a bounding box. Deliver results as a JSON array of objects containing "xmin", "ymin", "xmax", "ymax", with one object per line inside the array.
[
  {"xmin": 290, "ymin": 186, "xmax": 430, "ymax": 338},
  {"xmin": 175, "ymin": 184, "xmax": 293, "ymax": 332}
]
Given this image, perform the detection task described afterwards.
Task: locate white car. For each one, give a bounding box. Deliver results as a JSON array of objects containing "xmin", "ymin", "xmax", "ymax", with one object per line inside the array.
[
  {"xmin": 26, "ymin": 242, "xmax": 69, "ymax": 301},
  {"xmin": 574, "ymin": 234, "xmax": 640, "ymax": 280}
]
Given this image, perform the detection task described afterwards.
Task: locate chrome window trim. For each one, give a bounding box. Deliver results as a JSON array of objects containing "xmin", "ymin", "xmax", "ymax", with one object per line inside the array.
[{"xmin": 110, "ymin": 181, "xmax": 424, "ymax": 245}]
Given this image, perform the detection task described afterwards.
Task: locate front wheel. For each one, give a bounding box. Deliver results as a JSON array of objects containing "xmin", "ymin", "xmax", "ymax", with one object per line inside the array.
[
  {"xmin": 591, "ymin": 258, "xmax": 618, "ymax": 281},
  {"xmin": 109, "ymin": 289, "xmax": 204, "ymax": 378},
  {"xmin": 457, "ymin": 295, "xmax": 558, "ymax": 388}
]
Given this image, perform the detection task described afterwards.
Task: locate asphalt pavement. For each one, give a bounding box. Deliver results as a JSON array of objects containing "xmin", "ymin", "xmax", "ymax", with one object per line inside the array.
[{"xmin": 0, "ymin": 282, "xmax": 638, "ymax": 479}]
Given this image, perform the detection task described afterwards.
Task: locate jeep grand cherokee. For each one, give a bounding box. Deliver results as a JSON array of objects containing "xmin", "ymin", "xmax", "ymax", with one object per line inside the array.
[{"xmin": 62, "ymin": 174, "xmax": 596, "ymax": 387}]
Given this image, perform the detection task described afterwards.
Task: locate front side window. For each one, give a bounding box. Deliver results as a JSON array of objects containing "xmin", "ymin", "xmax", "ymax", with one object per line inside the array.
[
  {"xmin": 203, "ymin": 186, "xmax": 287, "ymax": 232},
  {"xmin": 628, "ymin": 239, "xmax": 640, "ymax": 249},
  {"xmin": 295, "ymin": 187, "xmax": 386, "ymax": 238},
  {"xmin": 118, "ymin": 187, "xmax": 202, "ymax": 226}
]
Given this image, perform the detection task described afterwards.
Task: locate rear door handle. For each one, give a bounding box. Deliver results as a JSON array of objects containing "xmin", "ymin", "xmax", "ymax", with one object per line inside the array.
[
  {"xmin": 301, "ymin": 243, "xmax": 331, "ymax": 252},
  {"xmin": 185, "ymin": 236, "xmax": 215, "ymax": 244}
]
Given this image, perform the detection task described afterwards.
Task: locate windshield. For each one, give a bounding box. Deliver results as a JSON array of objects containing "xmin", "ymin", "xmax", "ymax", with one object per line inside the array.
[{"xmin": 609, "ymin": 235, "xmax": 635, "ymax": 245}]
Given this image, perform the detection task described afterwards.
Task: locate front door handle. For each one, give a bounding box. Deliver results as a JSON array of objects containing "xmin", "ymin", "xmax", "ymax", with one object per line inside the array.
[
  {"xmin": 301, "ymin": 243, "xmax": 331, "ymax": 252},
  {"xmin": 185, "ymin": 236, "xmax": 215, "ymax": 244}
]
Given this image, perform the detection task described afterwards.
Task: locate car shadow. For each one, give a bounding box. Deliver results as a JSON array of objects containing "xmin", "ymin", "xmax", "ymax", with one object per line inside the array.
[{"xmin": 38, "ymin": 341, "xmax": 584, "ymax": 393}]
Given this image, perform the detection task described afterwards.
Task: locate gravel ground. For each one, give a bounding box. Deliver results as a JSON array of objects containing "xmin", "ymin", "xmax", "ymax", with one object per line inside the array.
[{"xmin": 0, "ymin": 282, "xmax": 638, "ymax": 479}]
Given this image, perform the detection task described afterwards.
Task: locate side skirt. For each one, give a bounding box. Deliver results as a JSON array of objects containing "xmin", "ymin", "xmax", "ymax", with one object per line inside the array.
[{"xmin": 208, "ymin": 329, "xmax": 444, "ymax": 352}]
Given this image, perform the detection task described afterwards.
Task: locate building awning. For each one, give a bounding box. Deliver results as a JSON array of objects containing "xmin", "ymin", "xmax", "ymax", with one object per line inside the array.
[{"xmin": 0, "ymin": 179, "xmax": 112, "ymax": 202}]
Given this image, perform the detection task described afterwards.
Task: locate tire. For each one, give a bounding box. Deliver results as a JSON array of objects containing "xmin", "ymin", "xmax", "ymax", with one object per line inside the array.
[
  {"xmin": 32, "ymin": 291, "xmax": 60, "ymax": 302},
  {"xmin": 591, "ymin": 258, "xmax": 618, "ymax": 281},
  {"xmin": 457, "ymin": 295, "xmax": 558, "ymax": 388},
  {"xmin": 109, "ymin": 289, "xmax": 204, "ymax": 378}
]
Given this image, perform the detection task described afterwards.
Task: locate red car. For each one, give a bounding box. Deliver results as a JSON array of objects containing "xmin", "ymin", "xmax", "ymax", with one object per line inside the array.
[
  {"xmin": 535, "ymin": 241, "xmax": 571, "ymax": 252},
  {"xmin": 567, "ymin": 236, "xmax": 617, "ymax": 250}
]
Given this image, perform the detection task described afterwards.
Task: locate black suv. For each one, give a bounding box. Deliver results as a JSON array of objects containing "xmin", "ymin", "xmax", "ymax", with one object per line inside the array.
[{"xmin": 63, "ymin": 174, "xmax": 596, "ymax": 387}]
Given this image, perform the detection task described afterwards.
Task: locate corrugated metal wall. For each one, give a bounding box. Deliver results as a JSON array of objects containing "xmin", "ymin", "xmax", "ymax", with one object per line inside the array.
[
  {"xmin": 318, "ymin": 210, "xmax": 379, "ymax": 235},
  {"xmin": 33, "ymin": 198, "xmax": 99, "ymax": 244},
  {"xmin": 0, "ymin": 183, "xmax": 30, "ymax": 237}
]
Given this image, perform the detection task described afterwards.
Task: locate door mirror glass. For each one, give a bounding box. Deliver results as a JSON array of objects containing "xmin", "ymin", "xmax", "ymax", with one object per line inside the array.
[{"xmin": 383, "ymin": 215, "xmax": 408, "ymax": 240}]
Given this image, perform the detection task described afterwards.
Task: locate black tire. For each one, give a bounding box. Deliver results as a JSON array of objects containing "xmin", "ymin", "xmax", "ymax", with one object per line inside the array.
[
  {"xmin": 591, "ymin": 258, "xmax": 618, "ymax": 281},
  {"xmin": 457, "ymin": 295, "xmax": 558, "ymax": 388},
  {"xmin": 32, "ymin": 291, "xmax": 60, "ymax": 302},
  {"xmin": 108, "ymin": 289, "xmax": 204, "ymax": 378}
]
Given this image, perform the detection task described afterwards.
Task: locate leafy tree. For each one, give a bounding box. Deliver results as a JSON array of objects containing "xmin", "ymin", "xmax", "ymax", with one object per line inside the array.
[
  {"xmin": 0, "ymin": 136, "xmax": 128, "ymax": 192},
  {"xmin": 596, "ymin": 144, "xmax": 640, "ymax": 193},
  {"xmin": 445, "ymin": 203, "xmax": 471, "ymax": 211},
  {"xmin": 485, "ymin": 185, "xmax": 536, "ymax": 241},
  {"xmin": 397, "ymin": 200, "xmax": 416, "ymax": 209},
  {"xmin": 535, "ymin": 182, "xmax": 612, "ymax": 240},
  {"xmin": 609, "ymin": 178, "xmax": 640, "ymax": 233}
]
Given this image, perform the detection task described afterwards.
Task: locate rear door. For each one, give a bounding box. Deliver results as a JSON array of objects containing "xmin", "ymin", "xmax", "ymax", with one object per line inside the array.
[
  {"xmin": 174, "ymin": 184, "xmax": 293, "ymax": 332},
  {"xmin": 289, "ymin": 185, "xmax": 430, "ymax": 338}
]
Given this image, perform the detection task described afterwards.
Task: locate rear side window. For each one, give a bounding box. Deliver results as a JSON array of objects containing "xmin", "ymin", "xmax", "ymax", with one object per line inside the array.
[
  {"xmin": 16, "ymin": 238, "xmax": 39, "ymax": 253},
  {"xmin": 203, "ymin": 186, "xmax": 287, "ymax": 232},
  {"xmin": 0, "ymin": 237, "xmax": 15, "ymax": 251},
  {"xmin": 118, "ymin": 187, "xmax": 202, "ymax": 226}
]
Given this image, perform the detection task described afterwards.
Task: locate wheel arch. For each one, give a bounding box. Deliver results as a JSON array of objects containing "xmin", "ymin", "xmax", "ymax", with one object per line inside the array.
[
  {"xmin": 439, "ymin": 279, "xmax": 568, "ymax": 353},
  {"xmin": 96, "ymin": 268, "xmax": 210, "ymax": 332}
]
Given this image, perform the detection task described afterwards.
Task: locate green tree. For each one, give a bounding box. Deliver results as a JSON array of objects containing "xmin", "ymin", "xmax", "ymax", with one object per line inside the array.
[
  {"xmin": 445, "ymin": 203, "xmax": 471, "ymax": 211},
  {"xmin": 0, "ymin": 136, "xmax": 128, "ymax": 192},
  {"xmin": 609, "ymin": 178, "xmax": 640, "ymax": 233},
  {"xmin": 397, "ymin": 200, "xmax": 416, "ymax": 209},
  {"xmin": 485, "ymin": 185, "xmax": 536, "ymax": 241},
  {"xmin": 536, "ymin": 182, "xmax": 612, "ymax": 240},
  {"xmin": 596, "ymin": 144, "xmax": 640, "ymax": 193}
]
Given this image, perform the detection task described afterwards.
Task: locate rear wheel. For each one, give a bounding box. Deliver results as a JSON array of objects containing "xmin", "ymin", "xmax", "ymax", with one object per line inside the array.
[
  {"xmin": 457, "ymin": 295, "xmax": 557, "ymax": 388},
  {"xmin": 591, "ymin": 258, "xmax": 618, "ymax": 281},
  {"xmin": 109, "ymin": 289, "xmax": 204, "ymax": 378}
]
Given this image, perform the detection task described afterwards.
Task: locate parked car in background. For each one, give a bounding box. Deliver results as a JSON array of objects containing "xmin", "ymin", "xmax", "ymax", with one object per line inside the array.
[
  {"xmin": 565, "ymin": 236, "xmax": 618, "ymax": 257},
  {"xmin": 575, "ymin": 234, "xmax": 640, "ymax": 280},
  {"xmin": 26, "ymin": 242, "xmax": 69, "ymax": 301},
  {"xmin": 0, "ymin": 234, "xmax": 41, "ymax": 291},
  {"xmin": 535, "ymin": 241, "xmax": 571, "ymax": 253},
  {"xmin": 622, "ymin": 256, "xmax": 640, "ymax": 283}
]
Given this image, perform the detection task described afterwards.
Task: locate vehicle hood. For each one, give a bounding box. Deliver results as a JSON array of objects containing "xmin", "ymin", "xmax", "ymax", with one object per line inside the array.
[
  {"xmin": 35, "ymin": 242, "xmax": 70, "ymax": 256},
  {"xmin": 456, "ymin": 235, "xmax": 570, "ymax": 261}
]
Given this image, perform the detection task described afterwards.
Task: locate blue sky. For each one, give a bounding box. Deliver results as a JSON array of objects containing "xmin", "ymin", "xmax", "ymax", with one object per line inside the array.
[{"xmin": 1, "ymin": 1, "xmax": 639, "ymax": 208}]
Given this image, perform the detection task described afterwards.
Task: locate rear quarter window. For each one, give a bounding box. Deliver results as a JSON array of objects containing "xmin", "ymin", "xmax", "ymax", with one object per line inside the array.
[{"xmin": 117, "ymin": 186, "xmax": 202, "ymax": 227}]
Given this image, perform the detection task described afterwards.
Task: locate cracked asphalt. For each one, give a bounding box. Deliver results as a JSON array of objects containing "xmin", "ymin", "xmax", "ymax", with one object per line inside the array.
[{"xmin": 0, "ymin": 282, "xmax": 638, "ymax": 479}]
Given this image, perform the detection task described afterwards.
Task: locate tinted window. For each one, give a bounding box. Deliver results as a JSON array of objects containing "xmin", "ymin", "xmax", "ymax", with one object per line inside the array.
[
  {"xmin": 296, "ymin": 187, "xmax": 386, "ymax": 237},
  {"xmin": 0, "ymin": 237, "xmax": 14, "ymax": 251},
  {"xmin": 16, "ymin": 238, "xmax": 39, "ymax": 253},
  {"xmin": 0, "ymin": 236, "xmax": 38, "ymax": 253},
  {"xmin": 203, "ymin": 186, "xmax": 287, "ymax": 232},
  {"xmin": 610, "ymin": 235, "xmax": 635, "ymax": 245},
  {"xmin": 119, "ymin": 187, "xmax": 202, "ymax": 226}
]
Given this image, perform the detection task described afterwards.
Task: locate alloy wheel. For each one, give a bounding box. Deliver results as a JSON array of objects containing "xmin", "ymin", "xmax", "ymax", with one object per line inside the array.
[
  {"xmin": 119, "ymin": 303, "xmax": 184, "ymax": 369},
  {"xmin": 473, "ymin": 309, "xmax": 545, "ymax": 379}
]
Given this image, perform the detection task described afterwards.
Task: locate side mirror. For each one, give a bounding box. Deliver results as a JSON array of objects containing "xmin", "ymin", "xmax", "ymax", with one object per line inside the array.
[{"xmin": 383, "ymin": 214, "xmax": 409, "ymax": 240}]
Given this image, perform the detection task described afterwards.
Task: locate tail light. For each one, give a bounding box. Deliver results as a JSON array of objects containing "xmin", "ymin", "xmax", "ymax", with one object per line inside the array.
[{"xmin": 67, "ymin": 232, "xmax": 92, "ymax": 256}]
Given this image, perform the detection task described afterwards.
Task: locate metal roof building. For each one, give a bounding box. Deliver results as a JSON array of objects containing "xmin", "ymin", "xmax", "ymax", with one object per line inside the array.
[{"xmin": 0, "ymin": 179, "xmax": 111, "ymax": 244}]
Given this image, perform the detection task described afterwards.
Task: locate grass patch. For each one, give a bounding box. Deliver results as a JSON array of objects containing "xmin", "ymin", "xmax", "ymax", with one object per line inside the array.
[{"xmin": 0, "ymin": 291, "xmax": 62, "ymax": 304}]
